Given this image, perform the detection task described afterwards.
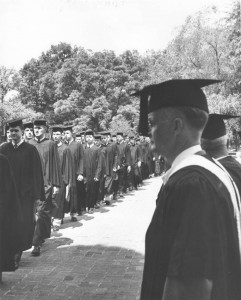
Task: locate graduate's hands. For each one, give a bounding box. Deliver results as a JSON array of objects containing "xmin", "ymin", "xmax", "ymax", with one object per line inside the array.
[
  {"xmin": 127, "ymin": 166, "xmax": 131, "ymax": 173},
  {"xmin": 65, "ymin": 184, "xmax": 70, "ymax": 200},
  {"xmin": 53, "ymin": 186, "xmax": 59, "ymax": 195},
  {"xmin": 94, "ymin": 177, "xmax": 99, "ymax": 181},
  {"xmin": 77, "ymin": 174, "xmax": 84, "ymax": 181},
  {"xmin": 137, "ymin": 161, "xmax": 141, "ymax": 168},
  {"xmin": 113, "ymin": 167, "xmax": 117, "ymax": 172},
  {"xmin": 117, "ymin": 165, "xmax": 120, "ymax": 170}
]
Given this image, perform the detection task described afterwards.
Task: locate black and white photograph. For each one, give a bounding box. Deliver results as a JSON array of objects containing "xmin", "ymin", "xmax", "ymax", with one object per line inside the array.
[{"xmin": 0, "ymin": 0, "xmax": 240, "ymax": 299}]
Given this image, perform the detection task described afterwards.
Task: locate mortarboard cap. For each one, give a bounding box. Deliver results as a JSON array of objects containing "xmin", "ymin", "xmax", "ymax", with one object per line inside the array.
[
  {"xmin": 95, "ymin": 135, "xmax": 102, "ymax": 140},
  {"xmin": 100, "ymin": 131, "xmax": 111, "ymax": 136},
  {"xmin": 85, "ymin": 130, "xmax": 94, "ymax": 136},
  {"xmin": 23, "ymin": 121, "xmax": 33, "ymax": 129},
  {"xmin": 132, "ymin": 79, "xmax": 221, "ymax": 136},
  {"xmin": 51, "ymin": 125, "xmax": 63, "ymax": 133},
  {"xmin": 75, "ymin": 132, "xmax": 81, "ymax": 137},
  {"xmin": 8, "ymin": 118, "xmax": 23, "ymax": 128},
  {"xmin": 116, "ymin": 132, "xmax": 123, "ymax": 136},
  {"xmin": 202, "ymin": 113, "xmax": 240, "ymax": 140},
  {"xmin": 63, "ymin": 125, "xmax": 73, "ymax": 131},
  {"xmin": 34, "ymin": 119, "xmax": 47, "ymax": 126}
]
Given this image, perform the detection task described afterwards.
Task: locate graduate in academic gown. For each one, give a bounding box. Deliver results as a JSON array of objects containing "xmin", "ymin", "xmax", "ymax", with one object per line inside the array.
[
  {"xmin": 64, "ymin": 126, "xmax": 84, "ymax": 220},
  {"xmin": 129, "ymin": 136, "xmax": 142, "ymax": 190},
  {"xmin": 100, "ymin": 132, "xmax": 118, "ymax": 201},
  {"xmin": 116, "ymin": 132, "xmax": 131, "ymax": 197},
  {"xmin": 83, "ymin": 130, "xmax": 103, "ymax": 213},
  {"xmin": 0, "ymin": 119, "xmax": 45, "ymax": 265},
  {"xmin": 29, "ymin": 119, "xmax": 61, "ymax": 256},
  {"xmin": 132, "ymin": 79, "xmax": 241, "ymax": 300},
  {"xmin": 0, "ymin": 153, "xmax": 22, "ymax": 274},
  {"xmin": 51, "ymin": 125, "xmax": 74, "ymax": 229},
  {"xmin": 202, "ymin": 113, "xmax": 241, "ymax": 195}
]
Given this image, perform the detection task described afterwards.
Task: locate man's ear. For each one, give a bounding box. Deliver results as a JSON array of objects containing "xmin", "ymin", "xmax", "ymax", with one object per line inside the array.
[{"xmin": 173, "ymin": 117, "xmax": 184, "ymax": 134}]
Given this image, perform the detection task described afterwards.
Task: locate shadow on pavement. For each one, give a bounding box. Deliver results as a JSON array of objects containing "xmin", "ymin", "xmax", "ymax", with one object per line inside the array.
[{"xmin": 1, "ymin": 244, "xmax": 144, "ymax": 300}]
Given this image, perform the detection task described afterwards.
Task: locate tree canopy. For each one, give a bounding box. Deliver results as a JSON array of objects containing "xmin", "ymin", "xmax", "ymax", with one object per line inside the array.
[{"xmin": 1, "ymin": 2, "xmax": 241, "ymax": 140}]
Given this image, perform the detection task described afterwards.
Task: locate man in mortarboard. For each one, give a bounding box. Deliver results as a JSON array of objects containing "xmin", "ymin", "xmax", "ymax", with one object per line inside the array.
[
  {"xmin": 83, "ymin": 130, "xmax": 104, "ymax": 212},
  {"xmin": 75, "ymin": 133, "xmax": 82, "ymax": 143},
  {"xmin": 23, "ymin": 121, "xmax": 34, "ymax": 142},
  {"xmin": 0, "ymin": 118, "xmax": 45, "ymax": 265},
  {"xmin": 29, "ymin": 119, "xmax": 61, "ymax": 256},
  {"xmin": 202, "ymin": 114, "xmax": 241, "ymax": 196},
  {"xmin": 132, "ymin": 79, "xmax": 241, "ymax": 300},
  {"xmin": 64, "ymin": 125, "xmax": 85, "ymax": 219},
  {"xmin": 51, "ymin": 125, "xmax": 74, "ymax": 230},
  {"xmin": 101, "ymin": 131, "xmax": 118, "ymax": 203},
  {"xmin": 116, "ymin": 132, "xmax": 131, "ymax": 197},
  {"xmin": 128, "ymin": 135, "xmax": 142, "ymax": 190}
]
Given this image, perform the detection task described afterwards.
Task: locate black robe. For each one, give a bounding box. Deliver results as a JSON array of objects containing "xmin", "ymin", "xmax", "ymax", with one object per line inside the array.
[
  {"xmin": 52, "ymin": 143, "xmax": 74, "ymax": 219},
  {"xmin": 0, "ymin": 142, "xmax": 44, "ymax": 251},
  {"xmin": 0, "ymin": 154, "xmax": 22, "ymax": 272},
  {"xmin": 219, "ymin": 156, "xmax": 241, "ymax": 196},
  {"xmin": 29, "ymin": 138, "xmax": 61, "ymax": 243},
  {"xmin": 66, "ymin": 141, "xmax": 84, "ymax": 213},
  {"xmin": 83, "ymin": 145, "xmax": 104, "ymax": 209},
  {"xmin": 141, "ymin": 156, "xmax": 241, "ymax": 300}
]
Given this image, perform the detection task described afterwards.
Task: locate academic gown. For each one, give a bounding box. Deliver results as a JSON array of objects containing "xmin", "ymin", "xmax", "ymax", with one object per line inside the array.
[
  {"xmin": 130, "ymin": 144, "xmax": 141, "ymax": 187},
  {"xmin": 83, "ymin": 145, "xmax": 103, "ymax": 209},
  {"xmin": 29, "ymin": 138, "xmax": 61, "ymax": 243},
  {"xmin": 53, "ymin": 143, "xmax": 74, "ymax": 219},
  {"xmin": 0, "ymin": 154, "xmax": 22, "ymax": 272},
  {"xmin": 219, "ymin": 155, "xmax": 241, "ymax": 196},
  {"xmin": 0, "ymin": 142, "xmax": 44, "ymax": 251},
  {"xmin": 66, "ymin": 141, "xmax": 84, "ymax": 213},
  {"xmin": 141, "ymin": 155, "xmax": 241, "ymax": 300},
  {"xmin": 117, "ymin": 142, "xmax": 131, "ymax": 193}
]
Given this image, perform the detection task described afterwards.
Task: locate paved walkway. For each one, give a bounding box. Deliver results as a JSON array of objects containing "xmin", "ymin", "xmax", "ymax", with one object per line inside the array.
[{"xmin": 0, "ymin": 177, "xmax": 162, "ymax": 300}]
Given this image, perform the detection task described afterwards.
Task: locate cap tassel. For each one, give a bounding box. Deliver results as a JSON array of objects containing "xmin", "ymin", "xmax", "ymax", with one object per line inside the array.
[{"xmin": 138, "ymin": 93, "xmax": 149, "ymax": 136}]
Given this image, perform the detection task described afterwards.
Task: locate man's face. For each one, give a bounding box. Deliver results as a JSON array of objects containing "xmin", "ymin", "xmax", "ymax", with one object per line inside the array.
[
  {"xmin": 139, "ymin": 135, "xmax": 144, "ymax": 142},
  {"xmin": 24, "ymin": 128, "xmax": 33, "ymax": 139},
  {"xmin": 149, "ymin": 109, "xmax": 175, "ymax": 156},
  {"xmin": 6, "ymin": 130, "xmax": 12, "ymax": 141},
  {"xmin": 95, "ymin": 139, "xmax": 101, "ymax": 147},
  {"xmin": 76, "ymin": 137, "xmax": 82, "ymax": 143},
  {"xmin": 81, "ymin": 135, "xmax": 85, "ymax": 143},
  {"xmin": 145, "ymin": 137, "xmax": 150, "ymax": 143},
  {"xmin": 102, "ymin": 136, "xmax": 109, "ymax": 144},
  {"xmin": 125, "ymin": 137, "xmax": 130, "ymax": 143},
  {"xmin": 9, "ymin": 126, "xmax": 23, "ymax": 142},
  {"xmin": 112, "ymin": 136, "xmax": 117, "ymax": 143},
  {"xmin": 86, "ymin": 134, "xmax": 94, "ymax": 145},
  {"xmin": 64, "ymin": 130, "xmax": 73, "ymax": 141},
  {"xmin": 130, "ymin": 139, "xmax": 135, "ymax": 145},
  {"xmin": 34, "ymin": 125, "xmax": 45, "ymax": 137},
  {"xmin": 117, "ymin": 135, "xmax": 123, "ymax": 143},
  {"xmin": 52, "ymin": 131, "xmax": 62, "ymax": 143}
]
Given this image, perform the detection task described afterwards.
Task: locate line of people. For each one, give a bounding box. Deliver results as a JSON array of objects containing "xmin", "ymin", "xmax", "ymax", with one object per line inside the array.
[{"xmin": 0, "ymin": 118, "xmax": 165, "ymax": 274}]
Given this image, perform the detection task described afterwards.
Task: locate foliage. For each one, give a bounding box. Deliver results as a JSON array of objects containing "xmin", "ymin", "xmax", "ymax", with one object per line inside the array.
[{"xmin": 1, "ymin": 2, "xmax": 241, "ymax": 139}]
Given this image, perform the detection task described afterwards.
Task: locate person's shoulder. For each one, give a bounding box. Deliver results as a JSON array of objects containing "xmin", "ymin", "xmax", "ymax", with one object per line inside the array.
[{"xmin": 0, "ymin": 141, "xmax": 11, "ymax": 150}]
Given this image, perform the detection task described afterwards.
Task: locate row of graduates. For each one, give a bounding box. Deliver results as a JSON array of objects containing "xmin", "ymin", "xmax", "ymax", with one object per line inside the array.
[{"xmin": 0, "ymin": 117, "xmax": 161, "ymax": 270}]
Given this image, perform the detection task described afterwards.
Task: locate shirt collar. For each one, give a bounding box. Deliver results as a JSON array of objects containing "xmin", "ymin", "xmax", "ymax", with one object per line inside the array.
[
  {"xmin": 68, "ymin": 138, "xmax": 74, "ymax": 145},
  {"xmin": 35, "ymin": 135, "xmax": 46, "ymax": 143},
  {"xmin": 12, "ymin": 138, "xmax": 24, "ymax": 148},
  {"xmin": 87, "ymin": 143, "xmax": 94, "ymax": 148}
]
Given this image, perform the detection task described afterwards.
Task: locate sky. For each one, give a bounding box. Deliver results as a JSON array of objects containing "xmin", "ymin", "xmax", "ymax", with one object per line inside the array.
[{"xmin": 0, "ymin": 0, "xmax": 234, "ymax": 70}]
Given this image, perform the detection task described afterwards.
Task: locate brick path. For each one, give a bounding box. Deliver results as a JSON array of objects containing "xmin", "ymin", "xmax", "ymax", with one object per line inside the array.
[{"xmin": 0, "ymin": 177, "xmax": 162, "ymax": 300}]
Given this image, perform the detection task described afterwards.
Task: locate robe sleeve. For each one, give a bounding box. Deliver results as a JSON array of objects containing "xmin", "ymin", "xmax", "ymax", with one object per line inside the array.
[
  {"xmin": 49, "ymin": 141, "xmax": 62, "ymax": 187},
  {"xmin": 31, "ymin": 146, "xmax": 45, "ymax": 200},
  {"xmin": 95, "ymin": 148, "xmax": 104, "ymax": 179},
  {"xmin": 76, "ymin": 143, "xmax": 84, "ymax": 175},
  {"xmin": 62, "ymin": 148, "xmax": 74, "ymax": 187}
]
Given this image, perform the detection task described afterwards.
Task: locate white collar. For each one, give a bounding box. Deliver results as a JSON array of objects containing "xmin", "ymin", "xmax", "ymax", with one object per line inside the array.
[
  {"xmin": 57, "ymin": 141, "xmax": 63, "ymax": 147},
  {"xmin": 35, "ymin": 135, "xmax": 46, "ymax": 142},
  {"xmin": 12, "ymin": 138, "xmax": 24, "ymax": 148},
  {"xmin": 87, "ymin": 143, "xmax": 94, "ymax": 148},
  {"xmin": 68, "ymin": 138, "xmax": 74, "ymax": 145},
  {"xmin": 162, "ymin": 145, "xmax": 202, "ymax": 185}
]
